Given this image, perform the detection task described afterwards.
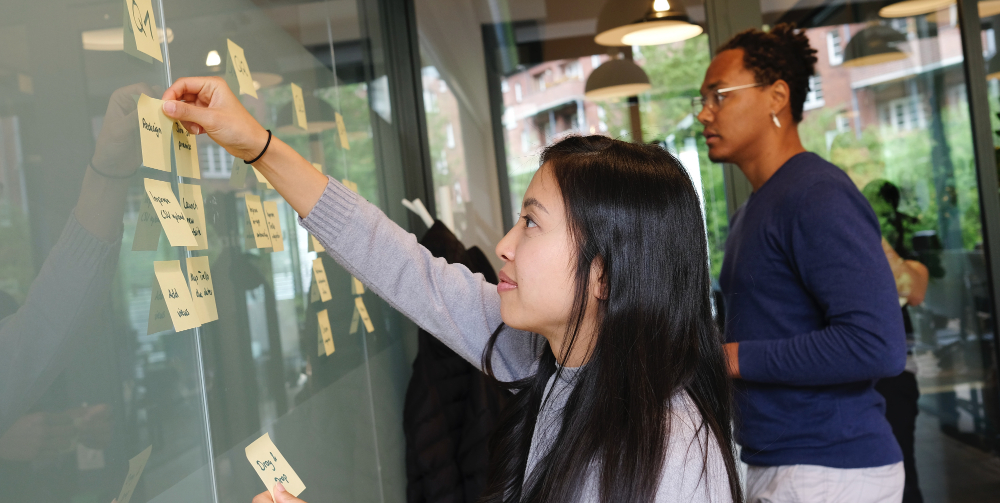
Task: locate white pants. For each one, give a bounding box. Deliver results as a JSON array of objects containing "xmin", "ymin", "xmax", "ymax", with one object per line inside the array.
[{"xmin": 746, "ymin": 462, "xmax": 904, "ymax": 503}]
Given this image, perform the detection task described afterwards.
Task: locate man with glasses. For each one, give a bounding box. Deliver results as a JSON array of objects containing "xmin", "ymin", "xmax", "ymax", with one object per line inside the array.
[{"xmin": 701, "ymin": 24, "xmax": 908, "ymax": 503}]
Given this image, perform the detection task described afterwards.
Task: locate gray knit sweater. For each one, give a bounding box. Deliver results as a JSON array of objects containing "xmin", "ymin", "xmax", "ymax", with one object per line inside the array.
[{"xmin": 301, "ymin": 177, "xmax": 733, "ymax": 502}]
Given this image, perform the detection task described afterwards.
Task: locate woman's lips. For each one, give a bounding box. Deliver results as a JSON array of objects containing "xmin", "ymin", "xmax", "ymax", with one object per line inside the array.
[{"xmin": 497, "ymin": 271, "xmax": 517, "ymax": 293}]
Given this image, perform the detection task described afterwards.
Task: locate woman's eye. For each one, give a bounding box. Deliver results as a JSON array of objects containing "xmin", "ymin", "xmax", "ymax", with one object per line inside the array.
[{"xmin": 522, "ymin": 215, "xmax": 537, "ymax": 228}]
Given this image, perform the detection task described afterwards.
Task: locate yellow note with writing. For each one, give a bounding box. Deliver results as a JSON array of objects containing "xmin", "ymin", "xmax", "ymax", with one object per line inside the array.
[
  {"xmin": 179, "ymin": 183, "xmax": 207, "ymax": 251},
  {"xmin": 226, "ymin": 39, "xmax": 258, "ymax": 98},
  {"xmin": 291, "ymin": 83, "xmax": 308, "ymax": 130},
  {"xmin": 252, "ymin": 165, "xmax": 275, "ymax": 189},
  {"xmin": 309, "ymin": 234, "xmax": 325, "ymax": 253},
  {"xmin": 230, "ymin": 157, "xmax": 249, "ymax": 188},
  {"xmin": 153, "ymin": 260, "xmax": 201, "ymax": 331},
  {"xmin": 173, "ymin": 122, "xmax": 200, "ymax": 178},
  {"xmin": 312, "ymin": 257, "xmax": 332, "ymax": 302},
  {"xmin": 245, "ymin": 433, "xmax": 306, "ymax": 499},
  {"xmin": 355, "ymin": 297, "xmax": 375, "ymax": 333},
  {"xmin": 132, "ymin": 195, "xmax": 162, "ymax": 252},
  {"xmin": 137, "ymin": 94, "xmax": 170, "ymax": 172},
  {"xmin": 116, "ymin": 445, "xmax": 152, "ymax": 503},
  {"xmin": 318, "ymin": 309, "xmax": 334, "ymax": 356},
  {"xmin": 147, "ymin": 277, "xmax": 172, "ymax": 335},
  {"xmin": 335, "ymin": 112, "xmax": 350, "ymax": 150},
  {"xmin": 262, "ymin": 200, "xmax": 284, "ymax": 252},
  {"xmin": 187, "ymin": 256, "xmax": 218, "ymax": 323},
  {"xmin": 352, "ymin": 277, "xmax": 365, "ymax": 295},
  {"xmin": 123, "ymin": 0, "xmax": 162, "ymax": 62},
  {"xmin": 245, "ymin": 194, "xmax": 273, "ymax": 249},
  {"xmin": 144, "ymin": 178, "xmax": 198, "ymax": 247}
]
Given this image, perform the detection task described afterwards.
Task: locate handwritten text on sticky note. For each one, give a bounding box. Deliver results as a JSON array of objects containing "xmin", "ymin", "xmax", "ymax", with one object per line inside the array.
[
  {"xmin": 245, "ymin": 194, "xmax": 273, "ymax": 249},
  {"xmin": 263, "ymin": 200, "xmax": 284, "ymax": 252},
  {"xmin": 245, "ymin": 433, "xmax": 305, "ymax": 498},
  {"xmin": 144, "ymin": 178, "xmax": 197, "ymax": 247},
  {"xmin": 116, "ymin": 445, "xmax": 152, "ymax": 503},
  {"xmin": 153, "ymin": 260, "xmax": 201, "ymax": 331},
  {"xmin": 179, "ymin": 183, "xmax": 207, "ymax": 250},
  {"xmin": 312, "ymin": 258, "xmax": 332, "ymax": 302},
  {"xmin": 187, "ymin": 256, "xmax": 218, "ymax": 323},
  {"xmin": 318, "ymin": 309, "xmax": 334, "ymax": 356},
  {"xmin": 137, "ymin": 94, "xmax": 170, "ymax": 172}
]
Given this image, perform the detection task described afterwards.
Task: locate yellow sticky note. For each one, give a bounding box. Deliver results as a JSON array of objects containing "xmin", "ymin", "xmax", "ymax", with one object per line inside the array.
[
  {"xmin": 173, "ymin": 122, "xmax": 200, "ymax": 179},
  {"xmin": 309, "ymin": 274, "xmax": 320, "ymax": 303},
  {"xmin": 335, "ymin": 112, "xmax": 350, "ymax": 150},
  {"xmin": 262, "ymin": 200, "xmax": 284, "ymax": 252},
  {"xmin": 153, "ymin": 260, "xmax": 201, "ymax": 332},
  {"xmin": 245, "ymin": 433, "xmax": 306, "ymax": 499},
  {"xmin": 147, "ymin": 277, "xmax": 172, "ymax": 335},
  {"xmin": 309, "ymin": 234, "xmax": 325, "ymax": 253},
  {"xmin": 355, "ymin": 297, "xmax": 375, "ymax": 333},
  {"xmin": 187, "ymin": 256, "xmax": 218, "ymax": 323},
  {"xmin": 318, "ymin": 309, "xmax": 334, "ymax": 356},
  {"xmin": 179, "ymin": 183, "xmax": 207, "ymax": 251},
  {"xmin": 252, "ymin": 165, "xmax": 274, "ymax": 189},
  {"xmin": 349, "ymin": 305, "xmax": 360, "ymax": 334},
  {"xmin": 352, "ymin": 277, "xmax": 364, "ymax": 295},
  {"xmin": 137, "ymin": 94, "xmax": 170, "ymax": 172},
  {"xmin": 124, "ymin": 0, "xmax": 162, "ymax": 62},
  {"xmin": 226, "ymin": 39, "xmax": 258, "ymax": 98},
  {"xmin": 245, "ymin": 194, "xmax": 273, "ymax": 249},
  {"xmin": 132, "ymin": 196, "xmax": 162, "ymax": 252},
  {"xmin": 312, "ymin": 257, "xmax": 332, "ymax": 302},
  {"xmin": 230, "ymin": 157, "xmax": 249, "ymax": 188},
  {"xmin": 291, "ymin": 83, "xmax": 308, "ymax": 130},
  {"xmin": 116, "ymin": 445, "xmax": 152, "ymax": 503},
  {"xmin": 144, "ymin": 178, "xmax": 197, "ymax": 247},
  {"xmin": 311, "ymin": 163, "xmax": 323, "ymax": 174}
]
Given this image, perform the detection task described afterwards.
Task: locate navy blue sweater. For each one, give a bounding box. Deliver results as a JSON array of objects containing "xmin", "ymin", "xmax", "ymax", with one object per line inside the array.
[{"xmin": 720, "ymin": 152, "xmax": 906, "ymax": 468}]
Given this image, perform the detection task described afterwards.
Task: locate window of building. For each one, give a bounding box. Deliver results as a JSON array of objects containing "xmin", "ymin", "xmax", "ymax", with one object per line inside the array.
[
  {"xmin": 534, "ymin": 71, "xmax": 547, "ymax": 91},
  {"xmin": 445, "ymin": 123, "xmax": 455, "ymax": 149},
  {"xmin": 827, "ymin": 30, "xmax": 843, "ymax": 66},
  {"xmin": 514, "ymin": 82, "xmax": 522, "ymax": 102},
  {"xmin": 501, "ymin": 79, "xmax": 509, "ymax": 93},
  {"xmin": 803, "ymin": 75, "xmax": 825, "ymax": 110}
]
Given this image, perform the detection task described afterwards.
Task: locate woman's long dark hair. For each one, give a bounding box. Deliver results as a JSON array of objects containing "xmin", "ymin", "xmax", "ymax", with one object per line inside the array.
[{"xmin": 479, "ymin": 136, "xmax": 742, "ymax": 503}]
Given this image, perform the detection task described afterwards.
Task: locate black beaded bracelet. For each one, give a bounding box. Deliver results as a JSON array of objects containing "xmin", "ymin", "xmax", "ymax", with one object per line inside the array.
[
  {"xmin": 245, "ymin": 129, "xmax": 272, "ymax": 165},
  {"xmin": 89, "ymin": 162, "xmax": 137, "ymax": 179}
]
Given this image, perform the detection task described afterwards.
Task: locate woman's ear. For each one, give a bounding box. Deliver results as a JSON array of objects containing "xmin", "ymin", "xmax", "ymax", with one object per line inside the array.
[{"xmin": 588, "ymin": 257, "xmax": 608, "ymax": 301}]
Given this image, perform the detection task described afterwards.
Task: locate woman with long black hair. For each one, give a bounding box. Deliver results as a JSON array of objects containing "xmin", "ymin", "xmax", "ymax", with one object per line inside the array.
[{"xmin": 161, "ymin": 76, "xmax": 743, "ymax": 503}]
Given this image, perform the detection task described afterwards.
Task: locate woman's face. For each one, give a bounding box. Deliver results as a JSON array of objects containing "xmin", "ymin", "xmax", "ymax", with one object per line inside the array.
[{"xmin": 496, "ymin": 165, "xmax": 592, "ymax": 360}]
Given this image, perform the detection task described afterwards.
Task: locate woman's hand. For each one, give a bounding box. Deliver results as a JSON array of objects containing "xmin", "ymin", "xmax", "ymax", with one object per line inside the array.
[
  {"xmin": 251, "ymin": 483, "xmax": 306, "ymax": 503},
  {"xmin": 161, "ymin": 77, "xmax": 270, "ymax": 162}
]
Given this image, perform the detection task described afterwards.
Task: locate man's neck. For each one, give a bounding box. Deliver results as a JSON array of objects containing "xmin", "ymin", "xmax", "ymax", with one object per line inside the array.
[{"xmin": 736, "ymin": 128, "xmax": 807, "ymax": 192}]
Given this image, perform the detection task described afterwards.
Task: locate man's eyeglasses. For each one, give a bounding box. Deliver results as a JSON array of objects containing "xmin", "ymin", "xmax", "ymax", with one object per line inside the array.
[{"xmin": 691, "ymin": 83, "xmax": 764, "ymax": 115}]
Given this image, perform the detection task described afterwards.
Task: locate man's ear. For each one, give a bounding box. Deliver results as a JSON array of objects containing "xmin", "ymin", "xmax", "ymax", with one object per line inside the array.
[
  {"xmin": 770, "ymin": 79, "xmax": 791, "ymax": 115},
  {"xmin": 588, "ymin": 257, "xmax": 608, "ymax": 301}
]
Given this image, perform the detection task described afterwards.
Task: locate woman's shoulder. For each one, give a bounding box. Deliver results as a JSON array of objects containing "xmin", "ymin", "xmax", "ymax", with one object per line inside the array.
[{"xmin": 656, "ymin": 391, "xmax": 735, "ymax": 503}]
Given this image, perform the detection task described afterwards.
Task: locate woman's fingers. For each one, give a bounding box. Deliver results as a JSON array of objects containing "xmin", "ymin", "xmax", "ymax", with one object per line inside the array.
[
  {"xmin": 251, "ymin": 491, "xmax": 274, "ymax": 503},
  {"xmin": 161, "ymin": 76, "xmax": 268, "ymax": 160},
  {"xmin": 272, "ymin": 483, "xmax": 306, "ymax": 503}
]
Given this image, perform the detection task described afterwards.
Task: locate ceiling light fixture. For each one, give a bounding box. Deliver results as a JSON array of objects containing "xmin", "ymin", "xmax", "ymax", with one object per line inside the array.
[
  {"xmin": 584, "ymin": 58, "xmax": 652, "ymax": 100},
  {"xmin": 595, "ymin": 0, "xmax": 703, "ymax": 47}
]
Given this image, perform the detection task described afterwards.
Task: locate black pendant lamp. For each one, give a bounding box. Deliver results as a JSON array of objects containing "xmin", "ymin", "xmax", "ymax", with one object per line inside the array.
[{"xmin": 842, "ymin": 25, "xmax": 908, "ymax": 67}]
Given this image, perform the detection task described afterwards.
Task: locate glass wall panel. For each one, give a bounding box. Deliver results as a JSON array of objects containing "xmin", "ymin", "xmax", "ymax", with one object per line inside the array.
[{"xmin": 761, "ymin": 0, "xmax": 1000, "ymax": 499}]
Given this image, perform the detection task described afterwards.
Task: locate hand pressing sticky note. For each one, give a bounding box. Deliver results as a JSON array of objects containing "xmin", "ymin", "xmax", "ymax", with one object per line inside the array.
[
  {"xmin": 245, "ymin": 433, "xmax": 306, "ymax": 499},
  {"xmin": 291, "ymin": 83, "xmax": 308, "ymax": 130},
  {"xmin": 312, "ymin": 258, "xmax": 332, "ymax": 302},
  {"xmin": 355, "ymin": 297, "xmax": 375, "ymax": 333},
  {"xmin": 116, "ymin": 445, "xmax": 152, "ymax": 503},
  {"xmin": 137, "ymin": 94, "xmax": 170, "ymax": 172},
  {"xmin": 123, "ymin": 0, "xmax": 162, "ymax": 62},
  {"xmin": 230, "ymin": 157, "xmax": 249, "ymax": 188},
  {"xmin": 179, "ymin": 183, "xmax": 207, "ymax": 251},
  {"xmin": 226, "ymin": 39, "xmax": 258, "ymax": 98},
  {"xmin": 318, "ymin": 309, "xmax": 334, "ymax": 356},
  {"xmin": 153, "ymin": 260, "xmax": 201, "ymax": 332},
  {"xmin": 144, "ymin": 178, "xmax": 197, "ymax": 247},
  {"xmin": 173, "ymin": 122, "xmax": 200, "ymax": 179},
  {"xmin": 335, "ymin": 112, "xmax": 350, "ymax": 150},
  {"xmin": 262, "ymin": 200, "xmax": 284, "ymax": 252},
  {"xmin": 245, "ymin": 194, "xmax": 272, "ymax": 249},
  {"xmin": 132, "ymin": 195, "xmax": 162, "ymax": 252},
  {"xmin": 187, "ymin": 256, "xmax": 218, "ymax": 323}
]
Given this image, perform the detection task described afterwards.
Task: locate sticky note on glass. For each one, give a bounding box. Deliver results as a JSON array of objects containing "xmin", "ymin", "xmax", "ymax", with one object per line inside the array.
[
  {"xmin": 147, "ymin": 278, "xmax": 172, "ymax": 335},
  {"xmin": 116, "ymin": 445, "xmax": 152, "ymax": 503},
  {"xmin": 309, "ymin": 234, "xmax": 325, "ymax": 253},
  {"xmin": 153, "ymin": 260, "xmax": 201, "ymax": 331},
  {"xmin": 311, "ymin": 162, "xmax": 323, "ymax": 174},
  {"xmin": 312, "ymin": 257, "xmax": 332, "ymax": 302},
  {"xmin": 187, "ymin": 256, "xmax": 218, "ymax": 323},
  {"xmin": 144, "ymin": 178, "xmax": 197, "ymax": 247},
  {"xmin": 352, "ymin": 277, "xmax": 364, "ymax": 295},
  {"xmin": 252, "ymin": 165, "xmax": 274, "ymax": 189},
  {"xmin": 137, "ymin": 94, "xmax": 170, "ymax": 172},
  {"xmin": 309, "ymin": 275, "xmax": 320, "ymax": 303},
  {"xmin": 230, "ymin": 157, "xmax": 249, "ymax": 188},
  {"xmin": 318, "ymin": 309, "xmax": 334, "ymax": 356},
  {"xmin": 245, "ymin": 433, "xmax": 306, "ymax": 499},
  {"xmin": 123, "ymin": 0, "xmax": 162, "ymax": 62},
  {"xmin": 335, "ymin": 112, "xmax": 350, "ymax": 150},
  {"xmin": 132, "ymin": 196, "xmax": 162, "ymax": 252},
  {"xmin": 179, "ymin": 183, "xmax": 207, "ymax": 251},
  {"xmin": 355, "ymin": 297, "xmax": 375, "ymax": 333},
  {"xmin": 262, "ymin": 200, "xmax": 284, "ymax": 252},
  {"xmin": 291, "ymin": 82, "xmax": 308, "ymax": 130},
  {"xmin": 226, "ymin": 39, "xmax": 258, "ymax": 98},
  {"xmin": 245, "ymin": 194, "xmax": 272, "ymax": 249},
  {"xmin": 173, "ymin": 122, "xmax": 200, "ymax": 179}
]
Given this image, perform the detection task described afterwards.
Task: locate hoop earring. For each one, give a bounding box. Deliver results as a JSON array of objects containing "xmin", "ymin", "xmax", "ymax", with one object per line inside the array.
[{"xmin": 771, "ymin": 112, "xmax": 782, "ymax": 128}]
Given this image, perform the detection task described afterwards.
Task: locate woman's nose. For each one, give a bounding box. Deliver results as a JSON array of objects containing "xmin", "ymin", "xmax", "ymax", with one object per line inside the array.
[{"xmin": 495, "ymin": 228, "xmax": 515, "ymax": 263}]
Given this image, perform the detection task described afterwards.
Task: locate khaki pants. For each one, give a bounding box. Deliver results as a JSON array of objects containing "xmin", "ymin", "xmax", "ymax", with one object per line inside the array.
[{"xmin": 746, "ymin": 462, "xmax": 904, "ymax": 503}]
